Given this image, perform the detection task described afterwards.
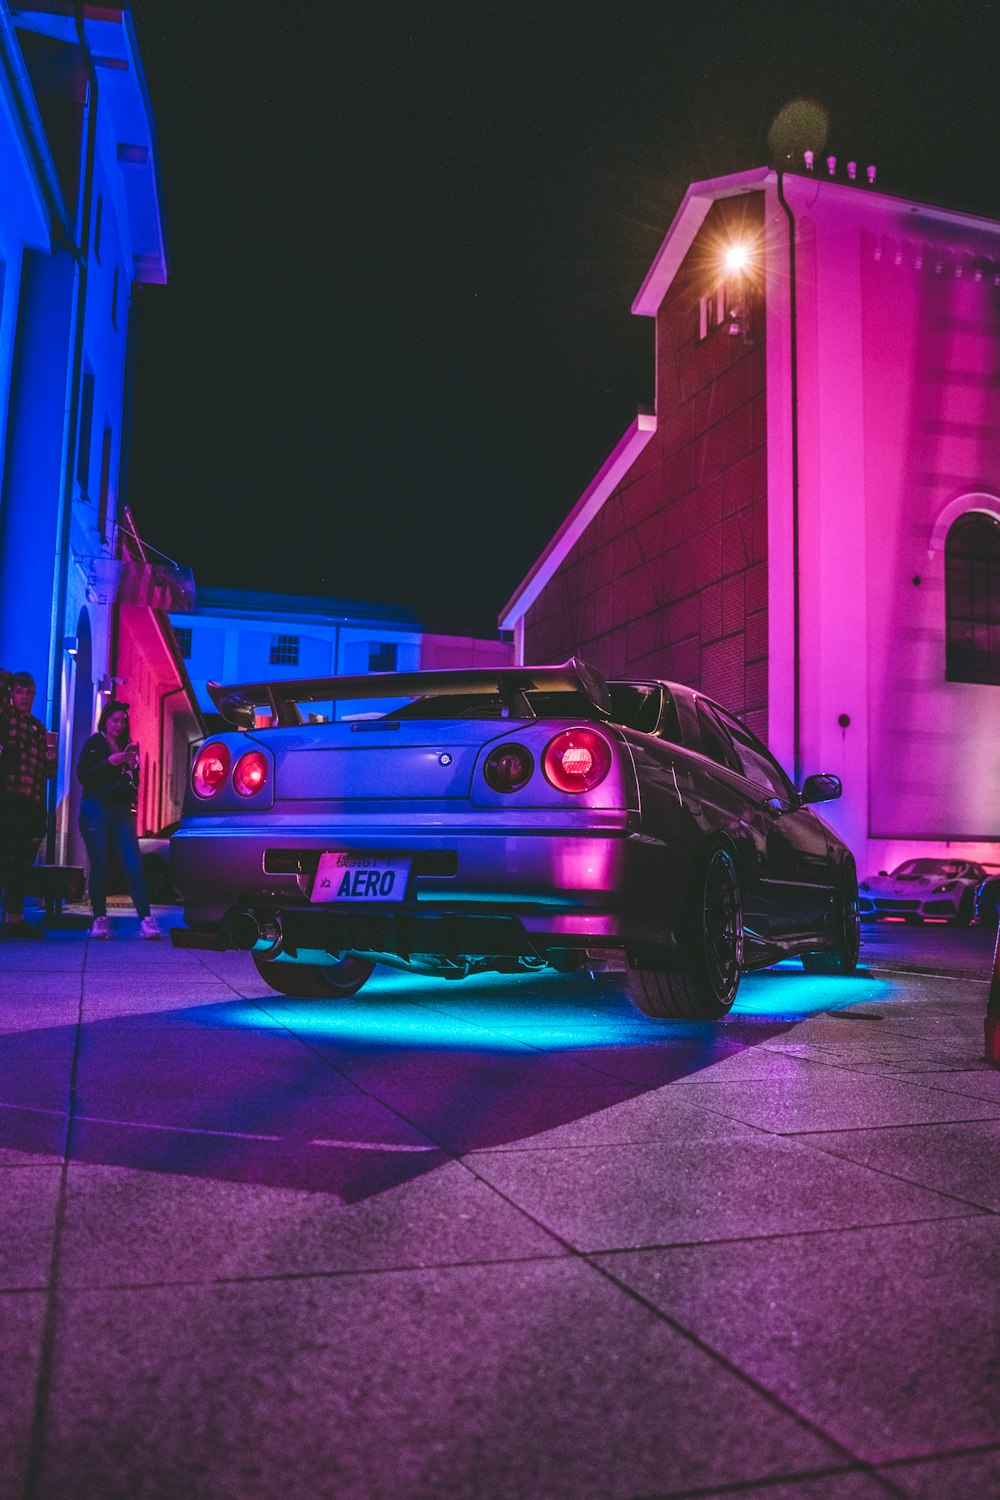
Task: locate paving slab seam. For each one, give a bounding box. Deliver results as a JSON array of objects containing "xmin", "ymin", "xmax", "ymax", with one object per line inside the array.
[
  {"xmin": 626, "ymin": 1461, "xmax": 908, "ymax": 1500},
  {"xmin": 878, "ymin": 1439, "xmax": 1000, "ymax": 1482},
  {"xmin": 588, "ymin": 1207, "xmax": 987, "ymax": 1257},
  {"xmin": 54, "ymin": 1249, "xmax": 573, "ymax": 1295},
  {"xmin": 20, "ymin": 944, "xmax": 87, "ymax": 1500},
  {"xmin": 583, "ymin": 1254, "xmax": 909, "ymax": 1496},
  {"xmin": 785, "ymin": 1136, "xmax": 1000, "ymax": 1216},
  {"xmin": 786, "ymin": 1112, "xmax": 1000, "ymax": 1137}
]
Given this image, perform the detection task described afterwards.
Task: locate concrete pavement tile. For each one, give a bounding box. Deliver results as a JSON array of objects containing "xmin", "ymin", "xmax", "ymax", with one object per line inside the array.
[
  {"xmin": 672, "ymin": 1064, "xmax": 1000, "ymax": 1133},
  {"xmin": 37, "ymin": 1260, "xmax": 842, "ymax": 1500},
  {"xmin": 0, "ymin": 1050, "xmax": 75, "ymax": 1108},
  {"xmin": 309, "ymin": 1042, "xmax": 617, "ymax": 1089},
  {"xmin": 0, "ymin": 1291, "xmax": 46, "ymax": 1500},
  {"xmin": 387, "ymin": 1080, "xmax": 761, "ymax": 1153},
  {"xmin": 896, "ymin": 1068, "xmax": 1000, "ymax": 1105},
  {"xmin": 542, "ymin": 1030, "xmax": 794, "ymax": 1086},
  {"xmin": 0, "ymin": 1100, "xmax": 65, "ymax": 1163},
  {"xmin": 593, "ymin": 1216, "xmax": 1000, "ymax": 1464},
  {"xmin": 465, "ymin": 1135, "xmax": 971, "ymax": 1252},
  {"xmin": 58, "ymin": 1151, "xmax": 559, "ymax": 1284},
  {"xmin": 804, "ymin": 1118, "xmax": 1000, "ymax": 1212},
  {"xmin": 761, "ymin": 1043, "xmax": 977, "ymax": 1077},
  {"xmin": 692, "ymin": 1474, "xmax": 898, "ymax": 1499},
  {"xmin": 878, "ymin": 1448, "xmax": 1000, "ymax": 1497},
  {"xmin": 74, "ymin": 1024, "xmax": 343, "ymax": 1097},
  {"xmin": 0, "ymin": 1166, "xmax": 61, "ymax": 1288},
  {"xmin": 80, "ymin": 995, "xmax": 291, "ymax": 1027}
]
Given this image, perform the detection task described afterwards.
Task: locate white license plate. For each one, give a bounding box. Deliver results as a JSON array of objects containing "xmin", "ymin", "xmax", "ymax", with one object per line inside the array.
[{"xmin": 310, "ymin": 852, "xmax": 410, "ymax": 904}]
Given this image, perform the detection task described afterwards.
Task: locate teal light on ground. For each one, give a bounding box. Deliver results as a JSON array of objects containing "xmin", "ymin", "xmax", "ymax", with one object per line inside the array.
[
  {"xmin": 208, "ymin": 959, "xmax": 896, "ymax": 1050},
  {"xmin": 734, "ymin": 964, "xmax": 892, "ymax": 1018}
]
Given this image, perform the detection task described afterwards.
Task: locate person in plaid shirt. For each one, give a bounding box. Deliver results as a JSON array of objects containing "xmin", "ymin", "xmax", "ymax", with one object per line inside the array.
[{"xmin": 0, "ymin": 671, "xmax": 57, "ymax": 939}]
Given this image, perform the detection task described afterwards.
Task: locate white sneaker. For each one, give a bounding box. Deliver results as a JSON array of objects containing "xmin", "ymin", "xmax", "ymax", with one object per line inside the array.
[
  {"xmin": 139, "ymin": 916, "xmax": 162, "ymax": 940},
  {"xmin": 89, "ymin": 916, "xmax": 110, "ymax": 939}
]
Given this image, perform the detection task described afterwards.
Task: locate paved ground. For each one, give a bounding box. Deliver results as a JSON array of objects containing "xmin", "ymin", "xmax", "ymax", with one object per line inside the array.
[{"xmin": 1, "ymin": 911, "xmax": 999, "ymax": 1500}]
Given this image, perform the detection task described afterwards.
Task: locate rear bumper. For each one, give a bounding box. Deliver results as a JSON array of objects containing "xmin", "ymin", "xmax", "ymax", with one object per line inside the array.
[{"xmin": 170, "ymin": 821, "xmax": 685, "ymax": 960}]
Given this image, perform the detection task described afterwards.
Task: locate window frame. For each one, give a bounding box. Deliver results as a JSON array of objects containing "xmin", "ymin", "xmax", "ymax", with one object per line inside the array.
[
  {"xmin": 944, "ymin": 510, "xmax": 1000, "ymax": 686},
  {"xmin": 269, "ymin": 634, "xmax": 300, "ymax": 667}
]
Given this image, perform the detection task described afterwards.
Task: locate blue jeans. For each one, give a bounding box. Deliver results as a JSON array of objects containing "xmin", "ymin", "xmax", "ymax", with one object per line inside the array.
[{"xmin": 79, "ymin": 798, "xmax": 150, "ymax": 920}]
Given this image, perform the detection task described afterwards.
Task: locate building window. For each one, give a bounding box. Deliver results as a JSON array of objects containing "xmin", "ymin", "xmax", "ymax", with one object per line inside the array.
[
  {"xmin": 77, "ymin": 371, "xmax": 95, "ymax": 497},
  {"xmin": 173, "ymin": 626, "xmax": 192, "ymax": 659},
  {"xmin": 945, "ymin": 511, "xmax": 1000, "ymax": 684},
  {"xmin": 368, "ymin": 641, "xmax": 398, "ymax": 672},
  {"xmin": 97, "ymin": 427, "xmax": 112, "ymax": 540},
  {"xmin": 270, "ymin": 634, "xmax": 299, "ymax": 666},
  {"xmin": 698, "ymin": 287, "xmax": 726, "ymax": 341}
]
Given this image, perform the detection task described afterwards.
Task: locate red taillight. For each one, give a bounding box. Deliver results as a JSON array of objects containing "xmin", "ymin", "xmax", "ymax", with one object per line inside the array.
[
  {"xmin": 542, "ymin": 727, "xmax": 612, "ymax": 794},
  {"xmin": 192, "ymin": 742, "xmax": 231, "ymax": 798},
  {"xmin": 233, "ymin": 750, "xmax": 268, "ymax": 797},
  {"xmin": 483, "ymin": 742, "xmax": 533, "ymax": 793}
]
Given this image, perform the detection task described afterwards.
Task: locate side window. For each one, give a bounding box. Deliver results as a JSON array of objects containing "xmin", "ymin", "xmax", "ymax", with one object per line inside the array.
[
  {"xmin": 696, "ymin": 701, "xmax": 742, "ymax": 775},
  {"xmin": 714, "ymin": 707, "xmax": 793, "ymax": 800},
  {"xmin": 945, "ymin": 511, "xmax": 1000, "ymax": 684}
]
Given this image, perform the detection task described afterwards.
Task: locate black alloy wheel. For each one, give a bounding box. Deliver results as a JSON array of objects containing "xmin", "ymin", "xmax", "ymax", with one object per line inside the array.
[
  {"xmin": 252, "ymin": 954, "xmax": 375, "ymax": 999},
  {"xmin": 627, "ymin": 845, "xmax": 744, "ymax": 1020},
  {"xmin": 802, "ymin": 859, "xmax": 861, "ymax": 975}
]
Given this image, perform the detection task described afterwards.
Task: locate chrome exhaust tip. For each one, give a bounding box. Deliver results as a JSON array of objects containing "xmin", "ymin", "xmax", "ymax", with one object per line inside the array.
[{"xmin": 228, "ymin": 911, "xmax": 282, "ymax": 953}]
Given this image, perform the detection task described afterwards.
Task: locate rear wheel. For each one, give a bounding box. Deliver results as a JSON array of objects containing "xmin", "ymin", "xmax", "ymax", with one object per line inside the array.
[
  {"xmin": 626, "ymin": 845, "xmax": 744, "ymax": 1020},
  {"xmin": 801, "ymin": 859, "xmax": 860, "ymax": 975},
  {"xmin": 252, "ymin": 955, "xmax": 374, "ymax": 999}
]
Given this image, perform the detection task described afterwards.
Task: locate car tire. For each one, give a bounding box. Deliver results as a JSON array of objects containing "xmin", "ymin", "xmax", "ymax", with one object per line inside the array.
[
  {"xmin": 626, "ymin": 845, "xmax": 744, "ymax": 1020},
  {"xmin": 950, "ymin": 891, "xmax": 975, "ymax": 927},
  {"xmin": 252, "ymin": 955, "xmax": 375, "ymax": 999},
  {"xmin": 801, "ymin": 859, "xmax": 861, "ymax": 975}
]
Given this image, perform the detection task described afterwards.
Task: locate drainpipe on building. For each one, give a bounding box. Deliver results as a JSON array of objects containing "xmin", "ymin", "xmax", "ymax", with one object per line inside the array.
[
  {"xmin": 45, "ymin": 3, "xmax": 98, "ymax": 863},
  {"xmin": 776, "ymin": 169, "xmax": 802, "ymax": 786}
]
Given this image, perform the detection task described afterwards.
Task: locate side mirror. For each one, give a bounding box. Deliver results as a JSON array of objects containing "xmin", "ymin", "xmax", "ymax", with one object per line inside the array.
[{"xmin": 800, "ymin": 772, "xmax": 842, "ymax": 805}]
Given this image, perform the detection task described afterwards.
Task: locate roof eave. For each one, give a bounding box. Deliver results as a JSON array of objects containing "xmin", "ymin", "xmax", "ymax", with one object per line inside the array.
[
  {"xmin": 631, "ymin": 166, "xmax": 772, "ymax": 318},
  {"xmin": 499, "ymin": 412, "xmax": 657, "ymax": 630}
]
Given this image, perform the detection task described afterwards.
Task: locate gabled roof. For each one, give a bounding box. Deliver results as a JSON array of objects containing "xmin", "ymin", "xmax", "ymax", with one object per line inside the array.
[
  {"xmin": 499, "ymin": 412, "xmax": 656, "ymax": 629},
  {"xmin": 631, "ymin": 166, "xmax": 771, "ymax": 318}
]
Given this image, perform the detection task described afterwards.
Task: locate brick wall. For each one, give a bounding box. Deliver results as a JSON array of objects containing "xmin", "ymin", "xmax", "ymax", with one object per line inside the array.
[{"xmin": 523, "ymin": 196, "xmax": 768, "ymax": 740}]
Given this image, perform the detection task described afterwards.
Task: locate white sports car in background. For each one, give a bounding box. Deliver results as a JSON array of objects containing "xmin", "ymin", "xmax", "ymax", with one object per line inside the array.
[{"xmin": 858, "ymin": 858, "xmax": 988, "ymax": 924}]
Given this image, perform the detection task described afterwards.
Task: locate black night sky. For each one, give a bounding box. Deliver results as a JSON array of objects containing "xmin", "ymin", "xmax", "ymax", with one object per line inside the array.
[{"xmin": 126, "ymin": 1, "xmax": 1000, "ymax": 636}]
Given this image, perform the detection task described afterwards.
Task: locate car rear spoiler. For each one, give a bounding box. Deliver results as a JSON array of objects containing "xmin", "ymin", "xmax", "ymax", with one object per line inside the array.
[{"xmin": 206, "ymin": 657, "xmax": 612, "ymax": 729}]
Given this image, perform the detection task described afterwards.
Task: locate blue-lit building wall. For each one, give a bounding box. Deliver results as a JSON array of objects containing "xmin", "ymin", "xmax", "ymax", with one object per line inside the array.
[
  {"xmin": 0, "ymin": 4, "xmax": 166, "ymax": 858},
  {"xmin": 170, "ymin": 588, "xmax": 513, "ymax": 723}
]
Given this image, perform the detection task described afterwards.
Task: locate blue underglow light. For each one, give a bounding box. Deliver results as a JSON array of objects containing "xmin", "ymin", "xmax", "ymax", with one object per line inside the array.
[
  {"xmin": 211, "ymin": 960, "xmax": 895, "ymax": 1051},
  {"xmin": 733, "ymin": 964, "xmax": 892, "ymax": 1018}
]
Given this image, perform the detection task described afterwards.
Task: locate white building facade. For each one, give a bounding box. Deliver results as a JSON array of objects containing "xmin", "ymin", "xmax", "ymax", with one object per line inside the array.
[
  {"xmin": 502, "ymin": 163, "xmax": 1000, "ymax": 875},
  {"xmin": 0, "ymin": 2, "xmax": 172, "ymax": 858}
]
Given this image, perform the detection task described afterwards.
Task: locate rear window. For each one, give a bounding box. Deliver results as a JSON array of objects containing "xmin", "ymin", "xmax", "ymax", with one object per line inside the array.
[{"xmin": 382, "ymin": 682, "xmax": 680, "ymax": 738}]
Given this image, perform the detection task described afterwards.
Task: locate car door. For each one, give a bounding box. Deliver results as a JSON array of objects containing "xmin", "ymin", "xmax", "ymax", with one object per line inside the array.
[{"xmin": 703, "ymin": 703, "xmax": 835, "ymax": 936}]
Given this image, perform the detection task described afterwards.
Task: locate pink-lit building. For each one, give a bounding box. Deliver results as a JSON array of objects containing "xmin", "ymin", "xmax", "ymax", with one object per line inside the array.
[{"xmin": 501, "ymin": 163, "xmax": 1000, "ymax": 873}]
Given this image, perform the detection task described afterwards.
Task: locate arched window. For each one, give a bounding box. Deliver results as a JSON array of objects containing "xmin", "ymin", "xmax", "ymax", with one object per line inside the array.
[{"xmin": 945, "ymin": 511, "xmax": 1000, "ymax": 684}]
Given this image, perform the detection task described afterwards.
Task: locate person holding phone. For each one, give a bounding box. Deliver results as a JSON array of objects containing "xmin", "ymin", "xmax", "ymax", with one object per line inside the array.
[{"xmin": 76, "ymin": 700, "xmax": 160, "ymax": 939}]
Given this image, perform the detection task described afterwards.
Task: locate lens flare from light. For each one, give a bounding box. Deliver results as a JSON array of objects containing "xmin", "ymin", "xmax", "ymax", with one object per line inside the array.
[{"xmin": 724, "ymin": 243, "xmax": 750, "ymax": 274}]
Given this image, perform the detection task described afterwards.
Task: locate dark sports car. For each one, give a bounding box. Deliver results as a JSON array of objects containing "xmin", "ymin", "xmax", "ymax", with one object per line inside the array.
[{"xmin": 169, "ymin": 659, "xmax": 860, "ymax": 1020}]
